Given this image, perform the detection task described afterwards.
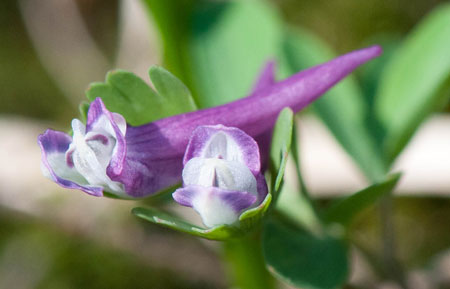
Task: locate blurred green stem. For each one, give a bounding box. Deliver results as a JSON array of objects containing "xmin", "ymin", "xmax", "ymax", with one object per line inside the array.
[
  {"xmin": 223, "ymin": 230, "xmax": 275, "ymax": 289},
  {"xmin": 380, "ymin": 196, "xmax": 408, "ymax": 289}
]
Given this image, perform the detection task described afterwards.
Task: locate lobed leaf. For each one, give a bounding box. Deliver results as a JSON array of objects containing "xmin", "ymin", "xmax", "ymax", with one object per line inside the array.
[
  {"xmin": 149, "ymin": 66, "xmax": 198, "ymax": 115},
  {"xmin": 86, "ymin": 67, "xmax": 197, "ymax": 126}
]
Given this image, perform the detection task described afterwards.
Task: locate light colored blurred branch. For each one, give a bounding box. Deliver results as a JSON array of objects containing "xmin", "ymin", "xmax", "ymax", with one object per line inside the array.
[
  {"xmin": 19, "ymin": 0, "xmax": 111, "ymax": 106},
  {"xmin": 19, "ymin": 0, "xmax": 161, "ymax": 106},
  {"xmin": 115, "ymin": 0, "xmax": 160, "ymax": 80}
]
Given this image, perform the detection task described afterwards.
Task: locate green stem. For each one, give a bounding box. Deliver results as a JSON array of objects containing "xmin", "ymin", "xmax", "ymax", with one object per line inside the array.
[
  {"xmin": 369, "ymin": 170, "xmax": 407, "ymax": 288},
  {"xmin": 379, "ymin": 196, "xmax": 408, "ymax": 288},
  {"xmin": 223, "ymin": 230, "xmax": 275, "ymax": 289}
]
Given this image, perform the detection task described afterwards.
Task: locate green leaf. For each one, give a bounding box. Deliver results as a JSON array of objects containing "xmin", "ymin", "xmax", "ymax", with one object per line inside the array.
[
  {"xmin": 86, "ymin": 67, "xmax": 196, "ymax": 126},
  {"xmin": 188, "ymin": 0, "xmax": 283, "ymax": 108},
  {"xmin": 263, "ymin": 217, "xmax": 349, "ymax": 289},
  {"xmin": 132, "ymin": 207, "xmax": 243, "ymax": 241},
  {"xmin": 375, "ymin": 3, "xmax": 450, "ymax": 163},
  {"xmin": 281, "ymin": 28, "xmax": 386, "ymax": 182},
  {"xmin": 149, "ymin": 66, "xmax": 198, "ymax": 114},
  {"xmin": 323, "ymin": 173, "xmax": 401, "ymax": 226},
  {"xmin": 269, "ymin": 108, "xmax": 294, "ymax": 201},
  {"xmin": 359, "ymin": 35, "xmax": 402, "ymax": 106}
]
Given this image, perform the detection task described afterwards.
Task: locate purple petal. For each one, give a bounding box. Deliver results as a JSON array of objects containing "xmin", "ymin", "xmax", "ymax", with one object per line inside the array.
[
  {"xmin": 38, "ymin": 130, "xmax": 103, "ymax": 197},
  {"xmin": 173, "ymin": 185, "xmax": 257, "ymax": 227},
  {"xmin": 255, "ymin": 173, "xmax": 268, "ymax": 205},
  {"xmin": 111, "ymin": 123, "xmax": 183, "ymax": 197},
  {"xmin": 172, "ymin": 187, "xmax": 195, "ymax": 207},
  {"xmin": 254, "ymin": 130, "xmax": 273, "ymax": 171},
  {"xmin": 182, "ymin": 125, "xmax": 261, "ymax": 174},
  {"xmin": 150, "ymin": 46, "xmax": 382, "ymax": 147},
  {"xmin": 118, "ymin": 46, "xmax": 382, "ymax": 196},
  {"xmin": 86, "ymin": 98, "xmax": 127, "ymax": 179}
]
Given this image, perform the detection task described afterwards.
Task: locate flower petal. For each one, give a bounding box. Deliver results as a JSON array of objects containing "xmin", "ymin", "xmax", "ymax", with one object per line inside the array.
[
  {"xmin": 173, "ymin": 185, "xmax": 257, "ymax": 227},
  {"xmin": 183, "ymin": 125, "xmax": 261, "ymax": 174},
  {"xmin": 86, "ymin": 98, "xmax": 127, "ymax": 178},
  {"xmin": 70, "ymin": 119, "xmax": 124, "ymax": 193},
  {"xmin": 255, "ymin": 173, "xmax": 268, "ymax": 205},
  {"xmin": 38, "ymin": 129, "xmax": 103, "ymax": 196},
  {"xmin": 182, "ymin": 157, "xmax": 258, "ymax": 196}
]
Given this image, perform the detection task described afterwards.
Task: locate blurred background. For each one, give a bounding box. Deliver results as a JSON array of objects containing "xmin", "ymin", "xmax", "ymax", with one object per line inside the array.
[{"xmin": 1, "ymin": 0, "xmax": 449, "ymax": 288}]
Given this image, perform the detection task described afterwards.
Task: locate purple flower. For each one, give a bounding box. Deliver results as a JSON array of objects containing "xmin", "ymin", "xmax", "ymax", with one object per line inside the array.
[
  {"xmin": 173, "ymin": 125, "xmax": 267, "ymax": 227},
  {"xmin": 39, "ymin": 100, "xmax": 127, "ymax": 197},
  {"xmin": 38, "ymin": 45, "xmax": 382, "ymax": 198}
]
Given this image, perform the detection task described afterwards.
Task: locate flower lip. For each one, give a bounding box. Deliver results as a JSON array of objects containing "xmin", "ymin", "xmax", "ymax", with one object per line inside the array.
[
  {"xmin": 173, "ymin": 186, "xmax": 258, "ymax": 228},
  {"xmin": 38, "ymin": 97, "xmax": 128, "ymax": 197},
  {"xmin": 38, "ymin": 129, "xmax": 104, "ymax": 196}
]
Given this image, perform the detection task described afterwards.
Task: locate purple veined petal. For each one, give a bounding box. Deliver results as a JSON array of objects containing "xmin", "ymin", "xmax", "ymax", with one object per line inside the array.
[
  {"xmin": 183, "ymin": 125, "xmax": 261, "ymax": 174},
  {"xmin": 38, "ymin": 129, "xmax": 103, "ymax": 197},
  {"xmin": 118, "ymin": 45, "xmax": 382, "ymax": 196},
  {"xmin": 86, "ymin": 98, "xmax": 126, "ymax": 136},
  {"xmin": 173, "ymin": 185, "xmax": 257, "ymax": 228},
  {"xmin": 87, "ymin": 98, "xmax": 127, "ymax": 178}
]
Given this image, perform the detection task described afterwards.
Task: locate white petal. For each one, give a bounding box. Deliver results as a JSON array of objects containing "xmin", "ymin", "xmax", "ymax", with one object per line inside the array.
[
  {"xmin": 68, "ymin": 119, "xmax": 124, "ymax": 193},
  {"xmin": 71, "ymin": 119, "xmax": 86, "ymax": 139},
  {"xmin": 202, "ymin": 132, "xmax": 243, "ymax": 163},
  {"xmin": 43, "ymin": 150, "xmax": 87, "ymax": 185},
  {"xmin": 112, "ymin": 113, "xmax": 127, "ymax": 135},
  {"xmin": 192, "ymin": 190, "xmax": 239, "ymax": 227},
  {"xmin": 183, "ymin": 157, "xmax": 258, "ymax": 196}
]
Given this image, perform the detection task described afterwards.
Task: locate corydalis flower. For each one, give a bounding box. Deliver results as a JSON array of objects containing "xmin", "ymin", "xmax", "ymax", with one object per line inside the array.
[
  {"xmin": 173, "ymin": 125, "xmax": 267, "ymax": 227},
  {"xmin": 39, "ymin": 100, "xmax": 127, "ymax": 197},
  {"xmin": 38, "ymin": 45, "xmax": 382, "ymax": 198}
]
